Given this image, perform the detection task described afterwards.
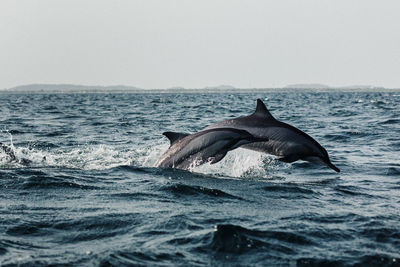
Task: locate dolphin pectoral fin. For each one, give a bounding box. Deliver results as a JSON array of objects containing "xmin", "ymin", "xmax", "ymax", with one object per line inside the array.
[
  {"xmin": 278, "ymin": 154, "xmax": 300, "ymax": 163},
  {"xmin": 210, "ymin": 152, "xmax": 228, "ymax": 164}
]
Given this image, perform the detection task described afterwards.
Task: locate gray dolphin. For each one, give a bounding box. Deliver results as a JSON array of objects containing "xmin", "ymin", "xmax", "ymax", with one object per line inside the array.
[
  {"xmin": 155, "ymin": 128, "xmax": 269, "ymax": 170},
  {"xmin": 205, "ymin": 99, "xmax": 340, "ymax": 172}
]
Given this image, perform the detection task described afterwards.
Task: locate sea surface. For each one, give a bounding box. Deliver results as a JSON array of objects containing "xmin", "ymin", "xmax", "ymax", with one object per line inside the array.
[{"xmin": 0, "ymin": 91, "xmax": 399, "ymax": 266}]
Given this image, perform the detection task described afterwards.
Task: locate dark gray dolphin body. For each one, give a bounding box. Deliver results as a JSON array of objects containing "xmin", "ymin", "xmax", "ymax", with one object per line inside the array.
[
  {"xmin": 155, "ymin": 128, "xmax": 268, "ymax": 170},
  {"xmin": 204, "ymin": 99, "xmax": 340, "ymax": 172}
]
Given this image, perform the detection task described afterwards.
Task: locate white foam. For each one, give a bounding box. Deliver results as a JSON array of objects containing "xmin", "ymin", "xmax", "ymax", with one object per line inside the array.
[
  {"xmin": 133, "ymin": 142, "xmax": 169, "ymax": 167},
  {"xmin": 193, "ymin": 148, "xmax": 275, "ymax": 178},
  {"xmin": 1, "ymin": 133, "xmax": 273, "ymax": 177}
]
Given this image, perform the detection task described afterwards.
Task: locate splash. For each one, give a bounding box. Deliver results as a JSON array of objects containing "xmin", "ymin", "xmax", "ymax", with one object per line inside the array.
[
  {"xmin": 3, "ymin": 144, "xmax": 275, "ymax": 178},
  {"xmin": 194, "ymin": 148, "xmax": 277, "ymax": 179},
  {"xmin": 1, "ymin": 131, "xmax": 274, "ymax": 177},
  {"xmin": 145, "ymin": 140, "xmax": 276, "ymax": 178}
]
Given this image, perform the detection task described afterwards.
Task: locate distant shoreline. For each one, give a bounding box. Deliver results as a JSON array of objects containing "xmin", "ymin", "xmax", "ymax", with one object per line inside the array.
[
  {"xmin": 2, "ymin": 88, "xmax": 400, "ymax": 94},
  {"xmin": 1, "ymin": 84, "xmax": 399, "ymax": 93}
]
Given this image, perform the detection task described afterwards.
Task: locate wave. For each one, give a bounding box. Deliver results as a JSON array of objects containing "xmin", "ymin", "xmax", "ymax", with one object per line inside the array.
[
  {"xmin": 333, "ymin": 185, "xmax": 378, "ymax": 198},
  {"xmin": 161, "ymin": 184, "xmax": 243, "ymax": 200},
  {"xmin": 297, "ymin": 254, "xmax": 400, "ymax": 267},
  {"xmin": 207, "ymin": 224, "xmax": 313, "ymax": 254},
  {"xmin": 21, "ymin": 175, "xmax": 100, "ymax": 190},
  {"xmin": 6, "ymin": 213, "xmax": 138, "ymax": 243},
  {"xmin": 101, "ymin": 251, "xmax": 185, "ymax": 267},
  {"xmin": 263, "ymin": 184, "xmax": 316, "ymax": 195},
  {"xmin": 386, "ymin": 167, "xmax": 400, "ymax": 176}
]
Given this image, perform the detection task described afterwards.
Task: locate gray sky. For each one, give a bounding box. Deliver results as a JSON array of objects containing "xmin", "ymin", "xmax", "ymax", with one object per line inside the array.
[{"xmin": 1, "ymin": 0, "xmax": 400, "ymax": 89}]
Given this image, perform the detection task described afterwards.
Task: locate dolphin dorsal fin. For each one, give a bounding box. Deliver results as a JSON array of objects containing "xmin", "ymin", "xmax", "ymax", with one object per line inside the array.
[
  {"xmin": 163, "ymin": 132, "xmax": 190, "ymax": 146},
  {"xmin": 253, "ymin": 99, "xmax": 275, "ymax": 120}
]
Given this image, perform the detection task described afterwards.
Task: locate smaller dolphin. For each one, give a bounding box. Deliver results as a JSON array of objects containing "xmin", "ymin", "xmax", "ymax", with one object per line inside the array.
[
  {"xmin": 205, "ymin": 99, "xmax": 340, "ymax": 172},
  {"xmin": 155, "ymin": 128, "xmax": 268, "ymax": 170}
]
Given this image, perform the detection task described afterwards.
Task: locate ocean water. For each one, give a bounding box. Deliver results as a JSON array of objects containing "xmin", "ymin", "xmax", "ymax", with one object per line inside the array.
[{"xmin": 0, "ymin": 91, "xmax": 399, "ymax": 266}]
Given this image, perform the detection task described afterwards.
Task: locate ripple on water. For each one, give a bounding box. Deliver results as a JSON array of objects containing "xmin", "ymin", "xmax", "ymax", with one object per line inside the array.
[
  {"xmin": 6, "ymin": 213, "xmax": 142, "ymax": 244},
  {"xmin": 263, "ymin": 184, "xmax": 320, "ymax": 199},
  {"xmin": 0, "ymin": 238, "xmax": 46, "ymax": 251},
  {"xmin": 100, "ymin": 251, "xmax": 185, "ymax": 267},
  {"xmin": 207, "ymin": 224, "xmax": 314, "ymax": 254},
  {"xmin": 360, "ymin": 227, "xmax": 400, "ymax": 244},
  {"xmin": 22, "ymin": 176, "xmax": 100, "ymax": 190},
  {"xmin": 386, "ymin": 167, "xmax": 400, "ymax": 176},
  {"xmin": 379, "ymin": 119, "xmax": 400, "ymax": 125},
  {"xmin": 161, "ymin": 184, "xmax": 244, "ymax": 200},
  {"xmin": 298, "ymin": 255, "xmax": 400, "ymax": 267},
  {"xmin": 333, "ymin": 185, "xmax": 378, "ymax": 198},
  {"xmin": 284, "ymin": 212, "xmax": 366, "ymax": 224}
]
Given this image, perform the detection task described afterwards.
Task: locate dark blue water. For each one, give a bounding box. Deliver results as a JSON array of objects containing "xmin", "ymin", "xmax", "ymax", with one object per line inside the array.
[{"xmin": 1, "ymin": 91, "xmax": 399, "ymax": 266}]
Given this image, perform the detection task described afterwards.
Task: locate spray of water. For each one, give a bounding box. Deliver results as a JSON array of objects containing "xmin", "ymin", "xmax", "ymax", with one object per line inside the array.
[
  {"xmin": 0, "ymin": 132, "xmax": 275, "ymax": 178},
  {"xmin": 193, "ymin": 148, "xmax": 278, "ymax": 178}
]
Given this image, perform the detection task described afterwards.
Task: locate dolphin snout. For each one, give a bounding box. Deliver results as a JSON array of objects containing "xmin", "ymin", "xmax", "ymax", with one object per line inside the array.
[{"xmin": 327, "ymin": 161, "xmax": 340, "ymax": 173}]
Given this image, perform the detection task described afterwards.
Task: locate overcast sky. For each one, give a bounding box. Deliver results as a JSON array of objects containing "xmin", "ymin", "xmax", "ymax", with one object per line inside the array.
[{"xmin": 1, "ymin": 0, "xmax": 399, "ymax": 89}]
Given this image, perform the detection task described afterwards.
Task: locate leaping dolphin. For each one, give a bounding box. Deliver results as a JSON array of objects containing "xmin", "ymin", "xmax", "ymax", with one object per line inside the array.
[
  {"xmin": 155, "ymin": 128, "xmax": 269, "ymax": 170},
  {"xmin": 205, "ymin": 99, "xmax": 340, "ymax": 172}
]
